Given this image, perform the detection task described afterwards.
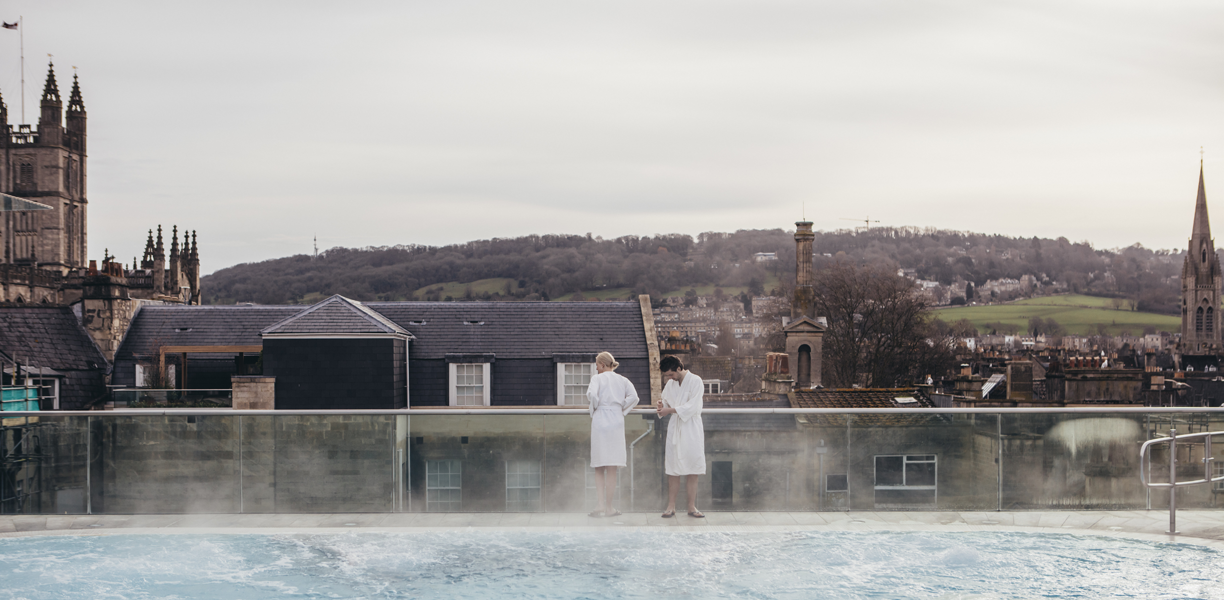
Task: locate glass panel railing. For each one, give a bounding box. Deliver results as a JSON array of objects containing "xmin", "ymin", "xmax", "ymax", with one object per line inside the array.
[{"xmin": 0, "ymin": 409, "xmax": 1219, "ymax": 515}]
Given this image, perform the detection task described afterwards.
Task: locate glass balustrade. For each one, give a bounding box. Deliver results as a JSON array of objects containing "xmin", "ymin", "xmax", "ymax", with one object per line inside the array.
[{"xmin": 0, "ymin": 409, "xmax": 1220, "ymax": 515}]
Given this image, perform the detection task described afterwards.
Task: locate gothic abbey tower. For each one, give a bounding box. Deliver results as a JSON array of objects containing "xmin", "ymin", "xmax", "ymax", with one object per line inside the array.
[
  {"xmin": 0, "ymin": 62, "xmax": 88, "ymax": 273},
  {"xmin": 1180, "ymin": 162, "xmax": 1222, "ymax": 353}
]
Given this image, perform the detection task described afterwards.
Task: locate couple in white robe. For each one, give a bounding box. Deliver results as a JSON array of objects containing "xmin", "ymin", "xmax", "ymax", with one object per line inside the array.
[
  {"xmin": 657, "ymin": 355, "xmax": 705, "ymax": 518},
  {"xmin": 587, "ymin": 351, "xmax": 640, "ymax": 517}
]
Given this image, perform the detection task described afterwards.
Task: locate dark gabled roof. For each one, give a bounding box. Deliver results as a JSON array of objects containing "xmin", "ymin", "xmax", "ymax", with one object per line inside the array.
[
  {"xmin": 116, "ymin": 300, "xmax": 648, "ymax": 361},
  {"xmin": 0, "ymin": 307, "xmax": 106, "ymax": 370},
  {"xmin": 262, "ymin": 295, "xmax": 411, "ymax": 337},
  {"xmin": 790, "ymin": 388, "xmax": 944, "ymax": 427},
  {"xmin": 116, "ymin": 305, "xmax": 306, "ymax": 359},
  {"xmin": 367, "ymin": 301, "xmax": 647, "ymax": 360}
]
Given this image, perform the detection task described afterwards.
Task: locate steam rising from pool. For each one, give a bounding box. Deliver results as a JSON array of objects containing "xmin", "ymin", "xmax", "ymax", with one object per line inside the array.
[{"xmin": 0, "ymin": 531, "xmax": 1220, "ymax": 599}]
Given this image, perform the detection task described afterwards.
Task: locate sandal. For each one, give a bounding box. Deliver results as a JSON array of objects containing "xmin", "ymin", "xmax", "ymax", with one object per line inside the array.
[
  {"xmin": 688, "ymin": 511, "xmax": 705, "ymax": 518},
  {"xmin": 588, "ymin": 510, "xmax": 605, "ymax": 518},
  {"xmin": 661, "ymin": 510, "xmax": 675, "ymax": 518},
  {"xmin": 606, "ymin": 510, "xmax": 622, "ymax": 518}
]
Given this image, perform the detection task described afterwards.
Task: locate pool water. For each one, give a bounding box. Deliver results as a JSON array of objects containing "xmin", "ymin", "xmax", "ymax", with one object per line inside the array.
[{"xmin": 0, "ymin": 530, "xmax": 1220, "ymax": 599}]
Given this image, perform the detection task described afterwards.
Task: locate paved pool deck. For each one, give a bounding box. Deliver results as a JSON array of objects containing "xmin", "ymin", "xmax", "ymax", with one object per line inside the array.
[{"xmin": 2, "ymin": 510, "xmax": 1224, "ymax": 548}]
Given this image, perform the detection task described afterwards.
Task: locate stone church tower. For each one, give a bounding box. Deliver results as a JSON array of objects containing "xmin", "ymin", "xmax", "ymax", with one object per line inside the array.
[
  {"xmin": 1181, "ymin": 162, "xmax": 1222, "ymax": 352},
  {"xmin": 0, "ymin": 62, "xmax": 88, "ymax": 274}
]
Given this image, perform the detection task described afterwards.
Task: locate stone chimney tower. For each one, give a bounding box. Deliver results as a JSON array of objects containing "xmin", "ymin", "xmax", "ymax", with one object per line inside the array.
[
  {"xmin": 791, "ymin": 220, "xmax": 815, "ymax": 319},
  {"xmin": 153, "ymin": 225, "xmax": 165, "ymax": 293}
]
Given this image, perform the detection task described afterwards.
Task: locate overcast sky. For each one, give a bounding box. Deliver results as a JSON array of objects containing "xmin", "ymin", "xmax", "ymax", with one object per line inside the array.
[{"xmin": 4, "ymin": 1, "xmax": 1223, "ymax": 274}]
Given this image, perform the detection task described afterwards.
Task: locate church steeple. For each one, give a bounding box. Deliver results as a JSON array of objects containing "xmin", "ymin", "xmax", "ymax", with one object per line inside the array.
[
  {"xmin": 1181, "ymin": 160, "xmax": 1222, "ymax": 352},
  {"xmin": 1193, "ymin": 161, "xmax": 1211, "ymax": 240}
]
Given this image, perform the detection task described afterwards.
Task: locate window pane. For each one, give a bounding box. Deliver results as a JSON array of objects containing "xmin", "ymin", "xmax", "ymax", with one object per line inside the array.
[
  {"xmin": 427, "ymin": 460, "xmax": 462, "ymax": 512},
  {"xmin": 906, "ymin": 461, "xmax": 936, "ymax": 487},
  {"xmin": 506, "ymin": 460, "xmax": 542, "ymax": 512},
  {"xmin": 826, "ymin": 474, "xmax": 848, "ymax": 492},
  {"xmin": 875, "ymin": 456, "xmax": 904, "ymax": 486},
  {"xmin": 561, "ymin": 363, "xmax": 593, "ymax": 406}
]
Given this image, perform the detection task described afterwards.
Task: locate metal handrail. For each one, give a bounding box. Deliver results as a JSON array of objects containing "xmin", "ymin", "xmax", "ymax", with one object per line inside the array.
[{"xmin": 1138, "ymin": 428, "xmax": 1224, "ymax": 535}]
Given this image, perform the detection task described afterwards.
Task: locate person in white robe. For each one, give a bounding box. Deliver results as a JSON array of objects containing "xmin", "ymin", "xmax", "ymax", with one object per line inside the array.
[
  {"xmin": 657, "ymin": 355, "xmax": 705, "ymax": 518},
  {"xmin": 586, "ymin": 351, "xmax": 640, "ymax": 517}
]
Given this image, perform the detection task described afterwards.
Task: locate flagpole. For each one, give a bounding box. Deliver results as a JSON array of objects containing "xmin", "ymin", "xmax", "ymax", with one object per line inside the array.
[{"xmin": 19, "ymin": 15, "xmax": 23, "ymax": 124}]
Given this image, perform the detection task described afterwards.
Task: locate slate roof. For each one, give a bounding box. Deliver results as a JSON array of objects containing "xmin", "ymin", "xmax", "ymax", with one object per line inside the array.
[
  {"xmin": 367, "ymin": 301, "xmax": 647, "ymax": 360},
  {"xmin": 116, "ymin": 301, "xmax": 647, "ymax": 361},
  {"xmin": 0, "ymin": 307, "xmax": 106, "ymax": 370},
  {"xmin": 263, "ymin": 295, "xmax": 411, "ymax": 337},
  {"xmin": 790, "ymin": 388, "xmax": 944, "ymax": 427},
  {"xmin": 116, "ymin": 305, "xmax": 306, "ymax": 359}
]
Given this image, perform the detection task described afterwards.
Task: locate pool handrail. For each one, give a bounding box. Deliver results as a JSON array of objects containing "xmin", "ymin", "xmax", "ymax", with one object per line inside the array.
[{"xmin": 1138, "ymin": 428, "xmax": 1224, "ymax": 535}]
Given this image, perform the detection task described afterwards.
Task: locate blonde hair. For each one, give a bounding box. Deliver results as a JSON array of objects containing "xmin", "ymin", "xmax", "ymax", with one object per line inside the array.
[{"xmin": 596, "ymin": 351, "xmax": 619, "ymax": 370}]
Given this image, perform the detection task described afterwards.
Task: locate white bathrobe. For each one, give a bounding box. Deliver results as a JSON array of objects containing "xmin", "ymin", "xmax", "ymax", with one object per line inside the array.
[
  {"xmin": 662, "ymin": 372, "xmax": 706, "ymax": 476},
  {"xmin": 587, "ymin": 371, "xmax": 640, "ymax": 468}
]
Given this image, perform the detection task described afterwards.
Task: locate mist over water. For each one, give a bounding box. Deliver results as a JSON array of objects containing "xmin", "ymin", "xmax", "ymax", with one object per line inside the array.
[{"xmin": 0, "ymin": 530, "xmax": 1220, "ymax": 599}]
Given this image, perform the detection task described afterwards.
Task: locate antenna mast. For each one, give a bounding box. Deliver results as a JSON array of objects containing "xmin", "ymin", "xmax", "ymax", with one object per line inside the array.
[{"xmin": 313, "ymin": 234, "xmax": 318, "ymax": 259}]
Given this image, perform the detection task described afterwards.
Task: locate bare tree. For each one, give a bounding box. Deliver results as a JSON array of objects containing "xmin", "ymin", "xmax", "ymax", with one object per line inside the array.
[{"xmin": 814, "ymin": 261, "xmax": 955, "ymax": 388}]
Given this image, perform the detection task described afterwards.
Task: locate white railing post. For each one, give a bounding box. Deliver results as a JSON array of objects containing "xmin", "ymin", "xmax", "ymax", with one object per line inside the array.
[{"xmin": 1167, "ymin": 428, "xmax": 1178, "ymax": 535}]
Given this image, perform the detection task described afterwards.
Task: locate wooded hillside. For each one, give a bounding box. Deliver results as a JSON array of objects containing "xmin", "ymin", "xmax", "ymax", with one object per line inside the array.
[{"xmin": 202, "ymin": 226, "xmax": 1186, "ymax": 313}]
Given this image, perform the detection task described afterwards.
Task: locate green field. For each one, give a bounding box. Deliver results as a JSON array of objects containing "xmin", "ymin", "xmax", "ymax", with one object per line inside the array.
[
  {"xmin": 413, "ymin": 278, "xmax": 519, "ymax": 299},
  {"xmin": 931, "ymin": 294, "xmax": 1179, "ymax": 336}
]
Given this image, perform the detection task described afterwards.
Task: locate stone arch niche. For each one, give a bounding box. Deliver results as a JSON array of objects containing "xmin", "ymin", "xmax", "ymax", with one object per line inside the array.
[{"xmin": 784, "ymin": 316, "xmax": 824, "ymax": 390}]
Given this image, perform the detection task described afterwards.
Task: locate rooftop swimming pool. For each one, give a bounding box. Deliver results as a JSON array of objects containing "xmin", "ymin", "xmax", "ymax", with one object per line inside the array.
[{"xmin": 1, "ymin": 530, "xmax": 1220, "ymax": 599}]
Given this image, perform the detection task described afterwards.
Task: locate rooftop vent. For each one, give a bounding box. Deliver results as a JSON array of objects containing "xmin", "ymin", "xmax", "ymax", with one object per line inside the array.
[
  {"xmin": 175, "ymin": 327, "xmax": 193, "ymax": 333},
  {"xmin": 409, "ymin": 320, "xmax": 426, "ymax": 325},
  {"xmin": 464, "ymin": 320, "xmax": 485, "ymax": 326},
  {"xmin": 894, "ymin": 397, "xmax": 917, "ymax": 404}
]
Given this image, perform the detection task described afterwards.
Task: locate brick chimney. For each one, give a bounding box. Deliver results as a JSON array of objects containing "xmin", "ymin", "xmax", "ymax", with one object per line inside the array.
[{"xmin": 761, "ymin": 351, "xmax": 794, "ymax": 394}]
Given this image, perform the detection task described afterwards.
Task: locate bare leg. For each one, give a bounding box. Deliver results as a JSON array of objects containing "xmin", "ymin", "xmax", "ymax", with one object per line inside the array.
[
  {"xmin": 686, "ymin": 475, "xmax": 700, "ymax": 513},
  {"xmin": 604, "ymin": 467, "xmax": 618, "ymax": 513},
  {"xmin": 666, "ymin": 475, "xmax": 680, "ymax": 514},
  {"xmin": 593, "ymin": 467, "xmax": 607, "ymax": 513}
]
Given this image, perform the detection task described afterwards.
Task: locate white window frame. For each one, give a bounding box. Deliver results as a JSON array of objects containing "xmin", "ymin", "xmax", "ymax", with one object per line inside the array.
[
  {"xmin": 448, "ymin": 363, "xmax": 491, "ymax": 406},
  {"xmin": 135, "ymin": 364, "xmax": 147, "ymax": 388},
  {"xmin": 426, "ymin": 459, "xmax": 462, "ymax": 512},
  {"xmin": 556, "ymin": 362, "xmax": 596, "ymax": 406},
  {"xmin": 1214, "ymin": 461, "xmax": 1224, "ymax": 493},
  {"xmin": 704, "ymin": 381, "xmax": 721, "ymax": 394},
  {"xmin": 873, "ymin": 454, "xmax": 938, "ymax": 505},
  {"xmin": 505, "ymin": 459, "xmax": 542, "ymax": 512}
]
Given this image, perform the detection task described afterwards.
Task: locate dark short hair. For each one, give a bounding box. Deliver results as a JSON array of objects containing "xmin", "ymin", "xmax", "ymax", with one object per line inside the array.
[{"xmin": 659, "ymin": 355, "xmax": 684, "ymax": 372}]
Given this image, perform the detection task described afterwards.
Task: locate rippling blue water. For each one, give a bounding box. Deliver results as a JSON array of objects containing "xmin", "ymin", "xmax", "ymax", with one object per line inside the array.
[{"xmin": 0, "ymin": 530, "xmax": 1220, "ymax": 599}]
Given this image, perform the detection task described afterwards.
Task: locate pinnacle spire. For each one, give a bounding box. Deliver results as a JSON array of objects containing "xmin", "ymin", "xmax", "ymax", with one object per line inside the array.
[
  {"xmin": 41, "ymin": 62, "xmax": 60, "ymax": 105},
  {"xmin": 67, "ymin": 73, "xmax": 84, "ymax": 113},
  {"xmin": 1193, "ymin": 161, "xmax": 1211, "ymax": 240},
  {"xmin": 170, "ymin": 225, "xmax": 180, "ymax": 257}
]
